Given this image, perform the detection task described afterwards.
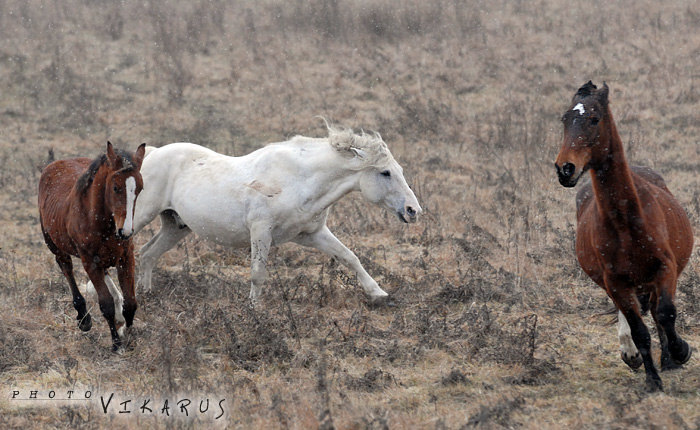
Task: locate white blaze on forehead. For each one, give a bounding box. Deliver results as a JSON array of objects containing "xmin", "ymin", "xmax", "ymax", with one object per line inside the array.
[
  {"xmin": 123, "ymin": 176, "xmax": 136, "ymax": 234},
  {"xmin": 573, "ymin": 103, "xmax": 585, "ymax": 115}
]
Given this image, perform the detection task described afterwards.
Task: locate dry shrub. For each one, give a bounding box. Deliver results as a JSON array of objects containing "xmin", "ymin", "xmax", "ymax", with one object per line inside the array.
[
  {"xmin": 462, "ymin": 396, "xmax": 525, "ymax": 428},
  {"xmin": 0, "ymin": 323, "xmax": 34, "ymax": 372},
  {"xmin": 441, "ymin": 369, "xmax": 470, "ymax": 386},
  {"xmin": 201, "ymin": 305, "xmax": 292, "ymax": 371},
  {"xmin": 411, "ymin": 302, "xmax": 539, "ymax": 366},
  {"xmin": 344, "ymin": 368, "xmax": 397, "ymax": 392}
]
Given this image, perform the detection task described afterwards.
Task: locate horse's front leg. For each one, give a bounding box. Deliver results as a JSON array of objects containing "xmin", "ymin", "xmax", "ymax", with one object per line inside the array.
[
  {"xmin": 82, "ymin": 260, "xmax": 122, "ymax": 352},
  {"xmin": 653, "ymin": 269, "xmax": 692, "ymax": 369},
  {"xmin": 293, "ymin": 226, "xmax": 388, "ymax": 303},
  {"xmin": 617, "ymin": 310, "xmax": 642, "ymax": 369},
  {"xmin": 608, "ymin": 280, "xmax": 662, "ymax": 392},
  {"xmin": 249, "ymin": 222, "xmax": 272, "ymax": 304},
  {"xmin": 117, "ymin": 248, "xmax": 138, "ymax": 328},
  {"xmin": 54, "ymin": 252, "xmax": 92, "ymax": 332}
]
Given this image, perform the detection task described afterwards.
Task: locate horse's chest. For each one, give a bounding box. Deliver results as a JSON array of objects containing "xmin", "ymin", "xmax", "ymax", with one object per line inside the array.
[
  {"xmin": 75, "ymin": 234, "xmax": 124, "ymax": 267},
  {"xmin": 587, "ymin": 230, "xmax": 662, "ymax": 285}
]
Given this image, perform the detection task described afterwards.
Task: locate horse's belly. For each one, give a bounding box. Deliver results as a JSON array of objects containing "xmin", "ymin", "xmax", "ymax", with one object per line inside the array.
[{"xmin": 180, "ymin": 214, "xmax": 250, "ymax": 247}]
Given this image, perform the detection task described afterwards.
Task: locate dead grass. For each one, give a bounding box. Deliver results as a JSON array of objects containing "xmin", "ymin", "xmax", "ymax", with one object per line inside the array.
[{"xmin": 0, "ymin": 0, "xmax": 699, "ymax": 428}]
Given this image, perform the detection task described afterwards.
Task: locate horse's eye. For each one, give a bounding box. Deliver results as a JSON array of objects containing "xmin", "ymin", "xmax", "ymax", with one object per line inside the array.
[
  {"xmin": 381, "ymin": 170, "xmax": 391, "ymax": 177},
  {"xmin": 590, "ymin": 117, "xmax": 599, "ymax": 126},
  {"xmin": 113, "ymin": 186, "xmax": 120, "ymax": 193}
]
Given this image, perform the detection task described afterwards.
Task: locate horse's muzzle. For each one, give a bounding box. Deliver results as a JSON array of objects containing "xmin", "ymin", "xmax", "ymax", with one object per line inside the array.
[
  {"xmin": 116, "ymin": 229, "xmax": 132, "ymax": 240},
  {"xmin": 556, "ymin": 162, "xmax": 579, "ymax": 187},
  {"xmin": 398, "ymin": 206, "xmax": 419, "ymax": 223}
]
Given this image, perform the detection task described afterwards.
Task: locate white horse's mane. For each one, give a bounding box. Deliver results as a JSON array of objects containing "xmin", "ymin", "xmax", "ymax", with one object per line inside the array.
[{"xmin": 326, "ymin": 126, "xmax": 391, "ymax": 169}]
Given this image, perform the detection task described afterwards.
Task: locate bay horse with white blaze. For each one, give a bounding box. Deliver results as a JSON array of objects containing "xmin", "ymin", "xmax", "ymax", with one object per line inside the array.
[
  {"xmin": 39, "ymin": 142, "xmax": 146, "ymax": 352},
  {"xmin": 555, "ymin": 81, "xmax": 693, "ymax": 392}
]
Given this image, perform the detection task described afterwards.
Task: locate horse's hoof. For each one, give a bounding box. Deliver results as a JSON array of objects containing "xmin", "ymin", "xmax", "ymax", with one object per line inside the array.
[
  {"xmin": 672, "ymin": 340, "xmax": 692, "ymax": 366},
  {"xmin": 78, "ymin": 314, "xmax": 92, "ymax": 332},
  {"xmin": 367, "ymin": 295, "xmax": 395, "ymax": 308},
  {"xmin": 644, "ymin": 376, "xmax": 663, "ymax": 393},
  {"xmin": 661, "ymin": 355, "xmax": 682, "ymax": 371},
  {"xmin": 621, "ymin": 350, "xmax": 643, "ymax": 370},
  {"xmin": 112, "ymin": 342, "xmax": 125, "ymax": 354}
]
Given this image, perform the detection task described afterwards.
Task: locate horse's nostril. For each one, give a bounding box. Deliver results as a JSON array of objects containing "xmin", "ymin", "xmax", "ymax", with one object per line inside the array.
[
  {"xmin": 406, "ymin": 206, "xmax": 416, "ymax": 217},
  {"xmin": 562, "ymin": 162, "xmax": 575, "ymax": 177}
]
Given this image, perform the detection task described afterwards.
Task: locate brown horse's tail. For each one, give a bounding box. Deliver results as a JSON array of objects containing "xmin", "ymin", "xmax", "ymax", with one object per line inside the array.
[
  {"xmin": 37, "ymin": 148, "xmax": 55, "ymax": 172},
  {"xmin": 594, "ymin": 292, "xmax": 651, "ymax": 326}
]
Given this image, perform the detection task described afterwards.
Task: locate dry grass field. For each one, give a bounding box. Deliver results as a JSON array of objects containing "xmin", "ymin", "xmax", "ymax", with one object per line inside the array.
[{"xmin": 1, "ymin": 0, "xmax": 699, "ymax": 428}]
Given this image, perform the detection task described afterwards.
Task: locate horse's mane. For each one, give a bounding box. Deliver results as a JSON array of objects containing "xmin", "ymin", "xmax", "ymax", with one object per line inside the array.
[
  {"xmin": 327, "ymin": 126, "xmax": 391, "ymax": 169},
  {"xmin": 75, "ymin": 148, "xmax": 137, "ymax": 194}
]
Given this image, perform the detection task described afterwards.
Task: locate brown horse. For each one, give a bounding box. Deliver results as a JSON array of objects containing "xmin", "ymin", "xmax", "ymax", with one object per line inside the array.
[
  {"xmin": 39, "ymin": 142, "xmax": 146, "ymax": 351},
  {"xmin": 554, "ymin": 81, "xmax": 694, "ymax": 392}
]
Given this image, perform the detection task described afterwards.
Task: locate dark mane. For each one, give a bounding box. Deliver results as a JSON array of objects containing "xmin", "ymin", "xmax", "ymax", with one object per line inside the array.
[{"xmin": 75, "ymin": 148, "xmax": 136, "ymax": 194}]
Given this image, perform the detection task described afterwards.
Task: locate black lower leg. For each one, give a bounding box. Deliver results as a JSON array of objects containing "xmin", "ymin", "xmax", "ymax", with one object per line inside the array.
[
  {"xmin": 657, "ymin": 296, "xmax": 691, "ymax": 365},
  {"xmin": 57, "ymin": 255, "xmax": 92, "ymax": 332},
  {"xmin": 626, "ymin": 311, "xmax": 662, "ymax": 392},
  {"xmin": 73, "ymin": 294, "xmax": 93, "ymax": 331},
  {"xmin": 99, "ymin": 300, "xmax": 122, "ymax": 351},
  {"xmin": 122, "ymin": 300, "xmax": 137, "ymax": 327}
]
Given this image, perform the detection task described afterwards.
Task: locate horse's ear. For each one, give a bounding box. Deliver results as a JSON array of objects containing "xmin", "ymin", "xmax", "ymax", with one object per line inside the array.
[
  {"xmin": 106, "ymin": 141, "xmax": 121, "ymax": 169},
  {"xmin": 350, "ymin": 147, "xmax": 367, "ymax": 159},
  {"xmin": 576, "ymin": 81, "xmax": 597, "ymax": 97},
  {"xmin": 133, "ymin": 143, "xmax": 147, "ymax": 169},
  {"xmin": 599, "ymin": 82, "xmax": 609, "ymax": 104}
]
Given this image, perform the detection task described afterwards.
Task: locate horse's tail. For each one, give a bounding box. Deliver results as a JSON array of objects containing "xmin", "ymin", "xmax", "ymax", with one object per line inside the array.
[
  {"xmin": 592, "ymin": 306, "xmax": 619, "ymax": 326},
  {"xmin": 37, "ymin": 148, "xmax": 55, "ymax": 172}
]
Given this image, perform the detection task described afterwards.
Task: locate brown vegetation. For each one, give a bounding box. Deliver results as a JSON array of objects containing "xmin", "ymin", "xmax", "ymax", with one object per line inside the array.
[{"xmin": 0, "ymin": 0, "xmax": 698, "ymax": 428}]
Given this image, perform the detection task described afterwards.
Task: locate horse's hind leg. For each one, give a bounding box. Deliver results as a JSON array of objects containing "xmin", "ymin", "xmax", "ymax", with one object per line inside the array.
[
  {"xmin": 610, "ymin": 283, "xmax": 663, "ymax": 392},
  {"xmin": 82, "ymin": 273, "xmax": 126, "ymax": 336},
  {"xmin": 42, "ymin": 225, "xmax": 92, "ymax": 331},
  {"xmin": 656, "ymin": 290, "xmax": 691, "ymax": 368},
  {"xmin": 55, "ymin": 253, "xmax": 93, "ymax": 332},
  {"xmin": 138, "ymin": 210, "xmax": 191, "ymax": 292},
  {"xmin": 105, "ymin": 273, "xmax": 126, "ymax": 337},
  {"xmin": 82, "ymin": 260, "xmax": 122, "ymax": 351}
]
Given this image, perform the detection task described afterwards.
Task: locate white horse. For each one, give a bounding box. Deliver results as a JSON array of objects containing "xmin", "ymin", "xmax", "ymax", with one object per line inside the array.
[{"xmin": 130, "ymin": 126, "xmax": 421, "ymax": 303}]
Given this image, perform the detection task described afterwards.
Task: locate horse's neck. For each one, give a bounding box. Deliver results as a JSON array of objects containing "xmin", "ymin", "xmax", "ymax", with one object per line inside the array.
[
  {"xmin": 589, "ymin": 113, "xmax": 645, "ymax": 231},
  {"xmin": 76, "ymin": 168, "xmax": 112, "ymax": 232},
  {"xmin": 297, "ymin": 149, "xmax": 362, "ymax": 215}
]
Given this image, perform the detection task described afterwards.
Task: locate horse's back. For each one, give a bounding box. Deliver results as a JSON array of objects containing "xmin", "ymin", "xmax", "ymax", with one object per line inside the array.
[
  {"xmin": 39, "ymin": 158, "xmax": 90, "ymax": 208},
  {"xmin": 39, "ymin": 158, "xmax": 91, "ymax": 254},
  {"xmin": 630, "ymin": 165, "xmax": 669, "ymax": 191}
]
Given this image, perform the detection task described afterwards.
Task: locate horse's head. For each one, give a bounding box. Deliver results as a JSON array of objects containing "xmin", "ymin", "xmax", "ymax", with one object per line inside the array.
[
  {"xmin": 359, "ymin": 154, "xmax": 422, "ymax": 223},
  {"xmin": 353, "ymin": 144, "xmax": 421, "ymax": 224},
  {"xmin": 104, "ymin": 142, "xmax": 146, "ymax": 239},
  {"xmin": 555, "ymin": 81, "xmax": 610, "ymax": 187},
  {"xmin": 328, "ymin": 127, "xmax": 421, "ymax": 223}
]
